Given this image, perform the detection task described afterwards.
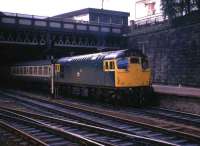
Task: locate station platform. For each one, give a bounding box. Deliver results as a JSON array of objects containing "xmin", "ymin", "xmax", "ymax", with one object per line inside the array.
[{"xmin": 153, "ymin": 84, "xmax": 200, "ymax": 98}]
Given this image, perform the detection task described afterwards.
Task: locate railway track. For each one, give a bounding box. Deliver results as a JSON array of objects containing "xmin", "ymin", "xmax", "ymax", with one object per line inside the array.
[
  {"xmin": 122, "ymin": 107, "xmax": 200, "ymax": 128},
  {"xmin": 0, "ymin": 120, "xmax": 48, "ymax": 146},
  {"xmin": 0, "ymin": 90, "xmax": 200, "ymax": 146},
  {"xmin": 0, "ymin": 108, "xmax": 103, "ymax": 146},
  {"xmin": 0, "ymin": 106, "xmax": 175, "ymax": 146}
]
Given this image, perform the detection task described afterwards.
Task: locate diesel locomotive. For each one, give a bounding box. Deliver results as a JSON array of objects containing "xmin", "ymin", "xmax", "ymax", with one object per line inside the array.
[{"xmin": 10, "ymin": 49, "xmax": 153, "ymax": 105}]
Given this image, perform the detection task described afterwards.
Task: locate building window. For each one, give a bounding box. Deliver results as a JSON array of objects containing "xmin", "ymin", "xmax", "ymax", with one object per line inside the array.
[
  {"xmin": 112, "ymin": 16, "xmax": 121, "ymax": 24},
  {"xmin": 90, "ymin": 14, "xmax": 99, "ymax": 23}
]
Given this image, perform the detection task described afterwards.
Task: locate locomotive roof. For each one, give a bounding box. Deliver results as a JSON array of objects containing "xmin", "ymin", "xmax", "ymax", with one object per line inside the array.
[
  {"xmin": 13, "ymin": 49, "xmax": 145, "ymax": 66},
  {"xmin": 58, "ymin": 49, "xmax": 144, "ymax": 63}
]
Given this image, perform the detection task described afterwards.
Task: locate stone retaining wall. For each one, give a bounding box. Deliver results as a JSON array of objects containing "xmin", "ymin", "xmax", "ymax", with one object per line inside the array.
[{"xmin": 128, "ymin": 22, "xmax": 200, "ymax": 87}]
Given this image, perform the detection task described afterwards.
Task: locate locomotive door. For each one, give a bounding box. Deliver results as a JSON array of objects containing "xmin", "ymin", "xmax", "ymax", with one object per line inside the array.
[
  {"xmin": 95, "ymin": 62, "xmax": 101, "ymax": 85},
  {"xmin": 103, "ymin": 60, "xmax": 115, "ymax": 86}
]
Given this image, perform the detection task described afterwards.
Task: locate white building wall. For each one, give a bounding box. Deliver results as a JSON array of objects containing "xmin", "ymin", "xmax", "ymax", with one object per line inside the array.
[{"xmin": 135, "ymin": 0, "xmax": 162, "ymax": 19}]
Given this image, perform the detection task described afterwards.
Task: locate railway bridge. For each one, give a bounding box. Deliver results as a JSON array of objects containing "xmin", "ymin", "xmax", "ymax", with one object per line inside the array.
[{"xmin": 0, "ymin": 8, "xmax": 129, "ymax": 64}]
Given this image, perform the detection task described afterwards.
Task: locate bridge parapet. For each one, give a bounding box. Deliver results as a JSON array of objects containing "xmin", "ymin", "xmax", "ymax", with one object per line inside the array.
[
  {"xmin": 0, "ymin": 11, "xmax": 127, "ymax": 53},
  {"xmin": 0, "ymin": 11, "xmax": 123, "ymax": 34}
]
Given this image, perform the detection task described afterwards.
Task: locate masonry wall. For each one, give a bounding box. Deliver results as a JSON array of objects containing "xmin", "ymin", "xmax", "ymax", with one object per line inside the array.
[{"xmin": 128, "ymin": 21, "xmax": 200, "ymax": 87}]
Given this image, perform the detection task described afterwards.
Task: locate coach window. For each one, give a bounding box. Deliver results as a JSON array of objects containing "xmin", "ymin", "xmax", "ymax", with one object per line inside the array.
[
  {"xmin": 48, "ymin": 66, "xmax": 51, "ymax": 74},
  {"xmin": 20, "ymin": 67, "xmax": 23, "ymax": 74},
  {"xmin": 30, "ymin": 67, "xmax": 33, "ymax": 74},
  {"xmin": 39, "ymin": 67, "xmax": 42, "ymax": 75},
  {"xmin": 25, "ymin": 67, "xmax": 27, "ymax": 74},
  {"xmin": 18, "ymin": 67, "xmax": 20, "ymax": 74},
  {"xmin": 34, "ymin": 67, "xmax": 37, "ymax": 75},
  {"xmin": 26, "ymin": 67, "xmax": 29, "ymax": 74},
  {"xmin": 44, "ymin": 66, "xmax": 48, "ymax": 75},
  {"xmin": 23, "ymin": 67, "xmax": 25, "ymax": 74},
  {"xmin": 19, "ymin": 67, "xmax": 22, "ymax": 74},
  {"xmin": 25, "ymin": 66, "xmax": 28, "ymax": 74},
  {"xmin": 21, "ymin": 67, "xmax": 23, "ymax": 74},
  {"xmin": 18, "ymin": 67, "xmax": 21, "ymax": 74}
]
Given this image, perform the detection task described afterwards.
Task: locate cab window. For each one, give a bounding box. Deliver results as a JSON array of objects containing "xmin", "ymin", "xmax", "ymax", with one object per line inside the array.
[
  {"xmin": 142, "ymin": 58, "xmax": 149, "ymax": 70},
  {"xmin": 117, "ymin": 58, "xmax": 128, "ymax": 69},
  {"xmin": 130, "ymin": 57, "xmax": 139, "ymax": 64}
]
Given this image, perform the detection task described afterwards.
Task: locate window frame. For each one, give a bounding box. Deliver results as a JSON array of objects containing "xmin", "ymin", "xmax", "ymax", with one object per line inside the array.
[
  {"xmin": 130, "ymin": 57, "xmax": 140, "ymax": 64},
  {"xmin": 103, "ymin": 60, "xmax": 115, "ymax": 72},
  {"xmin": 116, "ymin": 57, "xmax": 129, "ymax": 70}
]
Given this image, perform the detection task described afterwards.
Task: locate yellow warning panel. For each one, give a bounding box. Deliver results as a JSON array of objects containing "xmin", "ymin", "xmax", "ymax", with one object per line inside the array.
[{"xmin": 55, "ymin": 64, "xmax": 60, "ymax": 73}]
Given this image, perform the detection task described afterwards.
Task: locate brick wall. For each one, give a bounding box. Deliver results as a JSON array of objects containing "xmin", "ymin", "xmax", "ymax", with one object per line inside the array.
[{"xmin": 128, "ymin": 22, "xmax": 200, "ymax": 87}]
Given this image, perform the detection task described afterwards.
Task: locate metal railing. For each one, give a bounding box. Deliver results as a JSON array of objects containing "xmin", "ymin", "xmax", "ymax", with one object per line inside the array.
[
  {"xmin": 130, "ymin": 14, "xmax": 168, "ymax": 29},
  {"xmin": 0, "ymin": 11, "xmax": 124, "ymax": 28}
]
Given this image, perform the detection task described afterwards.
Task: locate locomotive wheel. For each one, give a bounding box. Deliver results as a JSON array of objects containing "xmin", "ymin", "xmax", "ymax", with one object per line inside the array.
[
  {"xmin": 109, "ymin": 90, "xmax": 120, "ymax": 106},
  {"xmin": 130, "ymin": 88, "xmax": 145, "ymax": 106},
  {"xmin": 138, "ymin": 89, "xmax": 146, "ymax": 106}
]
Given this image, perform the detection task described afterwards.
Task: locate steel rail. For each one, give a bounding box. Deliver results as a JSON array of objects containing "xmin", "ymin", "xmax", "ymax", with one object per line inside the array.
[
  {"xmin": 1, "ymin": 90, "xmax": 200, "ymax": 146},
  {"xmin": 124, "ymin": 107, "xmax": 200, "ymax": 127},
  {"xmin": 0, "ymin": 120, "xmax": 48, "ymax": 146},
  {"xmin": 0, "ymin": 107, "xmax": 103, "ymax": 146},
  {"xmin": 0, "ymin": 106, "xmax": 177, "ymax": 146}
]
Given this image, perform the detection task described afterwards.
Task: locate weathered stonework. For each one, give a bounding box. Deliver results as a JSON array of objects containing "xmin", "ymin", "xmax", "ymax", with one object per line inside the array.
[{"xmin": 128, "ymin": 22, "xmax": 200, "ymax": 87}]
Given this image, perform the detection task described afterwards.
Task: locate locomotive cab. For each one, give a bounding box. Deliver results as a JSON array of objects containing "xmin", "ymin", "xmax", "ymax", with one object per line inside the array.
[
  {"xmin": 115, "ymin": 56, "xmax": 151, "ymax": 88},
  {"xmin": 103, "ymin": 54, "xmax": 151, "ymax": 88}
]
